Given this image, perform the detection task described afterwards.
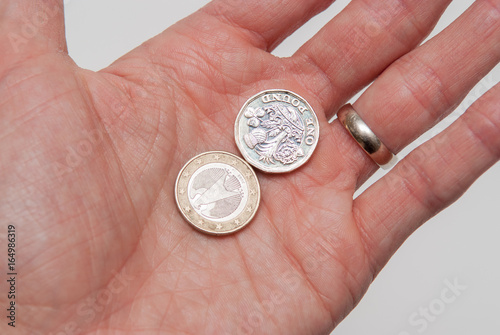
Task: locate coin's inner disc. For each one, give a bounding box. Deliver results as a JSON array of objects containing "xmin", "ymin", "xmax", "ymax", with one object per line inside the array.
[{"xmin": 187, "ymin": 163, "xmax": 249, "ymax": 223}]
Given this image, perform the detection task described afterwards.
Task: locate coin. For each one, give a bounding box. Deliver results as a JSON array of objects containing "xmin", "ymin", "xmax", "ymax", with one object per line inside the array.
[
  {"xmin": 234, "ymin": 89, "xmax": 320, "ymax": 173},
  {"xmin": 175, "ymin": 151, "xmax": 260, "ymax": 235}
]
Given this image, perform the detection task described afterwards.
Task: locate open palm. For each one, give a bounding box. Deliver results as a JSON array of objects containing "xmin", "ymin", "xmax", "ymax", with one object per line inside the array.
[{"xmin": 1, "ymin": 1, "xmax": 499, "ymax": 334}]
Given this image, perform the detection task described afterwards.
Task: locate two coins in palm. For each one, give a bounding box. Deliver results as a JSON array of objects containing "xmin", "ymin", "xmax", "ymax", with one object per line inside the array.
[{"xmin": 175, "ymin": 90, "xmax": 319, "ymax": 235}]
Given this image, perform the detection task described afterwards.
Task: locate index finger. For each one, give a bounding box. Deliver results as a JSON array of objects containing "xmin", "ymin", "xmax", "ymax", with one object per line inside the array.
[
  {"xmin": 0, "ymin": 0, "xmax": 67, "ymax": 66},
  {"xmin": 200, "ymin": 0, "xmax": 335, "ymax": 50}
]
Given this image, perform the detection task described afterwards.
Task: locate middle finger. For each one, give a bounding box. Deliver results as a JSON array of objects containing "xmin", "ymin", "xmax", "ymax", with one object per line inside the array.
[{"xmin": 292, "ymin": 0, "xmax": 452, "ymax": 118}]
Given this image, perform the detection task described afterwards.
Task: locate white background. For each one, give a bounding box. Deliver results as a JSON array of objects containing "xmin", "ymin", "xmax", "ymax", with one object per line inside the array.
[{"xmin": 64, "ymin": 1, "xmax": 499, "ymax": 334}]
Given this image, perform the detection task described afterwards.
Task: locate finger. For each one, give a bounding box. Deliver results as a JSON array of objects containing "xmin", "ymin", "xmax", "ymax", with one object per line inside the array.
[
  {"xmin": 353, "ymin": 83, "xmax": 500, "ymax": 274},
  {"xmin": 0, "ymin": 1, "xmax": 66, "ymax": 64},
  {"xmin": 292, "ymin": 0, "xmax": 452, "ymax": 116},
  {"xmin": 338, "ymin": 0, "xmax": 500, "ymax": 185},
  {"xmin": 200, "ymin": 0, "xmax": 335, "ymax": 51}
]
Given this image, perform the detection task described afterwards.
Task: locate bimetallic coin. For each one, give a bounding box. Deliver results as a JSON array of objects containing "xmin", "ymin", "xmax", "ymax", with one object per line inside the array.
[
  {"xmin": 175, "ymin": 151, "xmax": 260, "ymax": 235},
  {"xmin": 234, "ymin": 89, "xmax": 320, "ymax": 173}
]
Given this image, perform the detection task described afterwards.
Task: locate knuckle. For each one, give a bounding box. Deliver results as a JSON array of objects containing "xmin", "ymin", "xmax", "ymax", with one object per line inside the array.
[
  {"xmin": 482, "ymin": 0, "xmax": 500, "ymax": 37},
  {"xmin": 394, "ymin": 0, "xmax": 428, "ymax": 40},
  {"xmin": 392, "ymin": 53, "xmax": 451, "ymax": 121},
  {"xmin": 462, "ymin": 101, "xmax": 500, "ymax": 160},
  {"xmin": 360, "ymin": 0, "xmax": 427, "ymax": 44},
  {"xmin": 393, "ymin": 148, "xmax": 451, "ymax": 214}
]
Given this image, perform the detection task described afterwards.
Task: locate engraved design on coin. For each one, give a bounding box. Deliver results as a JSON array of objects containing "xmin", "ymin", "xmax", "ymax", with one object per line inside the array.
[
  {"xmin": 188, "ymin": 164, "xmax": 247, "ymax": 222},
  {"xmin": 175, "ymin": 151, "xmax": 260, "ymax": 235},
  {"xmin": 235, "ymin": 90, "xmax": 319, "ymax": 173},
  {"xmin": 243, "ymin": 104, "xmax": 305, "ymax": 165}
]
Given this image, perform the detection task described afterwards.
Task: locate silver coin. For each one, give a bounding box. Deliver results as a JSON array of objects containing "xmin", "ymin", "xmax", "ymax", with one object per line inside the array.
[
  {"xmin": 175, "ymin": 151, "xmax": 260, "ymax": 235},
  {"xmin": 234, "ymin": 89, "xmax": 320, "ymax": 173}
]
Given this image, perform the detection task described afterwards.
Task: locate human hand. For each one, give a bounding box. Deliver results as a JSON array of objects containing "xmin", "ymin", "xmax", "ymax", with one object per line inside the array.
[{"xmin": 1, "ymin": 0, "xmax": 499, "ymax": 334}]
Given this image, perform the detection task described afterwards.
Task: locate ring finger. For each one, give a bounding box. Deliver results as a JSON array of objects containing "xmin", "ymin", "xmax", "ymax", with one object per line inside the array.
[{"xmin": 331, "ymin": 0, "xmax": 500, "ymax": 185}]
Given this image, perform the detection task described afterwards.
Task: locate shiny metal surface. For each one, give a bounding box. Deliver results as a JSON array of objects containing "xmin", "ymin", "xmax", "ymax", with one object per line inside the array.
[
  {"xmin": 337, "ymin": 104, "xmax": 395, "ymax": 166},
  {"xmin": 175, "ymin": 151, "xmax": 260, "ymax": 235},
  {"xmin": 235, "ymin": 89, "xmax": 320, "ymax": 173}
]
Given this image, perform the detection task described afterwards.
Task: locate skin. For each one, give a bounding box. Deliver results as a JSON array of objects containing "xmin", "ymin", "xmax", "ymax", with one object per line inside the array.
[{"xmin": 0, "ymin": 0, "xmax": 499, "ymax": 334}]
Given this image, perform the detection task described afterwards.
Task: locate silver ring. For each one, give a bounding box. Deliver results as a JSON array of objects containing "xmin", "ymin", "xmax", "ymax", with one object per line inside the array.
[{"xmin": 337, "ymin": 104, "xmax": 395, "ymax": 166}]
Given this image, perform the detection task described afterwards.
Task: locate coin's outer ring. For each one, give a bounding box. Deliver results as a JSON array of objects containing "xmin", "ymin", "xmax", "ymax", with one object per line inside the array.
[
  {"xmin": 175, "ymin": 151, "xmax": 261, "ymax": 236},
  {"xmin": 234, "ymin": 89, "xmax": 320, "ymax": 173}
]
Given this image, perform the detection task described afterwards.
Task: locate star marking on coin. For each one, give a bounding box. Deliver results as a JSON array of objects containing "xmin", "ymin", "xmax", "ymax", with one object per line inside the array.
[
  {"xmin": 179, "ymin": 189, "xmax": 185, "ymax": 195},
  {"xmin": 195, "ymin": 159, "xmax": 202, "ymax": 165},
  {"xmin": 246, "ymin": 206, "xmax": 253, "ymax": 213},
  {"xmin": 244, "ymin": 171, "xmax": 252, "ymax": 178},
  {"xmin": 198, "ymin": 220, "xmax": 204, "ymax": 225},
  {"xmin": 216, "ymin": 223, "xmax": 223, "ymax": 230},
  {"xmin": 213, "ymin": 154, "xmax": 220, "ymax": 161},
  {"xmin": 184, "ymin": 206, "xmax": 191, "ymax": 213},
  {"xmin": 234, "ymin": 219, "xmax": 241, "ymax": 225},
  {"xmin": 229, "ymin": 160, "xmax": 237, "ymax": 166},
  {"xmin": 250, "ymin": 189, "xmax": 257, "ymax": 196},
  {"xmin": 182, "ymin": 171, "xmax": 190, "ymax": 178}
]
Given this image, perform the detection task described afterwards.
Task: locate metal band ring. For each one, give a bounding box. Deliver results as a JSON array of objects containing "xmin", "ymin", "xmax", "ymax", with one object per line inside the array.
[{"xmin": 337, "ymin": 104, "xmax": 395, "ymax": 167}]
